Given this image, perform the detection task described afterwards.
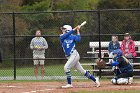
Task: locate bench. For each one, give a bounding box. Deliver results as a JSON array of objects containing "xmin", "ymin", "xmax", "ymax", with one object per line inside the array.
[
  {"xmin": 78, "ymin": 62, "xmax": 140, "ymax": 77},
  {"xmin": 81, "ymin": 63, "xmax": 140, "ymax": 68},
  {"xmin": 83, "ymin": 41, "xmax": 140, "ymax": 77},
  {"xmin": 87, "ymin": 41, "xmax": 140, "ymax": 57}
]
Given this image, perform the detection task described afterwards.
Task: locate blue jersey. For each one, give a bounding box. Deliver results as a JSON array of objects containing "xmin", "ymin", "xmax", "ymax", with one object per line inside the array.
[
  {"xmin": 60, "ymin": 30, "xmax": 81, "ymax": 57},
  {"xmin": 111, "ymin": 56, "xmax": 133, "ymax": 73}
]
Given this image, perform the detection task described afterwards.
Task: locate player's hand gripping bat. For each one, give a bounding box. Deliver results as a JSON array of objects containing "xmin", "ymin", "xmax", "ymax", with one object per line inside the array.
[{"xmin": 73, "ymin": 21, "xmax": 87, "ymax": 30}]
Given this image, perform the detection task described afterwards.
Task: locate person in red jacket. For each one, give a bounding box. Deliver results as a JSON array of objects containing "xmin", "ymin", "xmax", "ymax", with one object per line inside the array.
[{"xmin": 121, "ymin": 33, "xmax": 137, "ymax": 65}]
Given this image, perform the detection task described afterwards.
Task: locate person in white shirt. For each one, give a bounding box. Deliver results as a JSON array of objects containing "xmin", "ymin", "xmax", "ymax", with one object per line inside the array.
[{"xmin": 30, "ymin": 30, "xmax": 48, "ymax": 79}]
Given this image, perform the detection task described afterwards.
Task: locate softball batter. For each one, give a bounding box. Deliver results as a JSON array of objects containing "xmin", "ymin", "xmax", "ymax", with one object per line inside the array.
[{"xmin": 60, "ymin": 25, "xmax": 100, "ymax": 88}]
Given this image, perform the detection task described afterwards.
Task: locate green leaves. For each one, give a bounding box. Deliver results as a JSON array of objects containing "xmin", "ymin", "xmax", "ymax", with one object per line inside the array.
[
  {"xmin": 21, "ymin": 0, "xmax": 52, "ymax": 11},
  {"xmin": 54, "ymin": 0, "xmax": 99, "ymax": 11}
]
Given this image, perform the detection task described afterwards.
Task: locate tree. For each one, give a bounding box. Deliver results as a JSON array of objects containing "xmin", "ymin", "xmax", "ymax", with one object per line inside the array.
[
  {"xmin": 0, "ymin": 0, "xmax": 22, "ymax": 12},
  {"xmin": 97, "ymin": 0, "xmax": 140, "ymax": 41},
  {"xmin": 21, "ymin": 0, "xmax": 43, "ymax": 6},
  {"xmin": 98, "ymin": 0, "xmax": 140, "ymax": 9}
]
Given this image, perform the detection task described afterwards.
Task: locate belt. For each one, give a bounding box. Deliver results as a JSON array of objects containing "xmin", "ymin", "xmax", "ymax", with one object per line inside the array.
[
  {"xmin": 66, "ymin": 50, "xmax": 76, "ymax": 57},
  {"xmin": 71, "ymin": 49, "xmax": 76, "ymax": 54}
]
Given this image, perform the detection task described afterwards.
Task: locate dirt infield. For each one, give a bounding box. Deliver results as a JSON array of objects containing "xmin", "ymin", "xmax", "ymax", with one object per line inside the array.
[{"xmin": 0, "ymin": 80, "xmax": 140, "ymax": 93}]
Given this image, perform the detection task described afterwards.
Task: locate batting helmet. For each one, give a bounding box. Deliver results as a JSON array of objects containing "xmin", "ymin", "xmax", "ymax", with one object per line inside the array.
[
  {"xmin": 62, "ymin": 25, "xmax": 72, "ymax": 31},
  {"xmin": 113, "ymin": 49, "xmax": 122, "ymax": 59}
]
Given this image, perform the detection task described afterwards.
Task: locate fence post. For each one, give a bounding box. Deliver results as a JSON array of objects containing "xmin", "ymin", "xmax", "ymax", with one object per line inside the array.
[
  {"xmin": 97, "ymin": 10, "xmax": 102, "ymax": 78},
  {"xmin": 12, "ymin": 12, "xmax": 16, "ymax": 80}
]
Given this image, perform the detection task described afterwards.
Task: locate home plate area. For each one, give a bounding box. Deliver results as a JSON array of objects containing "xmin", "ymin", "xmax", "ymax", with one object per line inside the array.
[{"xmin": 0, "ymin": 81, "xmax": 140, "ymax": 93}]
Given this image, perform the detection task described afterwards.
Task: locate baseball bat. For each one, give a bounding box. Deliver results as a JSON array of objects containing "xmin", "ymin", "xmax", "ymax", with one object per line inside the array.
[{"xmin": 80, "ymin": 21, "xmax": 87, "ymax": 27}]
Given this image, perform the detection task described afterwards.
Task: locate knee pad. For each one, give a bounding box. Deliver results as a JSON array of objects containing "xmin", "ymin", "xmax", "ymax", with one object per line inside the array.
[
  {"xmin": 111, "ymin": 78, "xmax": 117, "ymax": 84},
  {"xmin": 117, "ymin": 78, "xmax": 128, "ymax": 84},
  {"xmin": 111, "ymin": 78, "xmax": 128, "ymax": 85}
]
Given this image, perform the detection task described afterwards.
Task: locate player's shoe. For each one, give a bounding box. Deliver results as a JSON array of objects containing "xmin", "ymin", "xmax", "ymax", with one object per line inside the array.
[
  {"xmin": 128, "ymin": 77, "xmax": 133, "ymax": 84},
  {"xmin": 62, "ymin": 84, "xmax": 73, "ymax": 88},
  {"xmin": 95, "ymin": 77, "xmax": 100, "ymax": 87}
]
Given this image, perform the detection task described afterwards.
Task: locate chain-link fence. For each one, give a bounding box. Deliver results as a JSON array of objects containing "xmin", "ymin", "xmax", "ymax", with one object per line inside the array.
[{"xmin": 0, "ymin": 9, "xmax": 140, "ymax": 80}]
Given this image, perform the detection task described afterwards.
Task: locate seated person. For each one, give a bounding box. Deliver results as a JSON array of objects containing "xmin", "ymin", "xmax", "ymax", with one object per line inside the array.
[
  {"xmin": 108, "ymin": 35, "xmax": 120, "ymax": 63},
  {"xmin": 110, "ymin": 49, "xmax": 133, "ymax": 85},
  {"xmin": 121, "ymin": 33, "xmax": 137, "ymax": 65}
]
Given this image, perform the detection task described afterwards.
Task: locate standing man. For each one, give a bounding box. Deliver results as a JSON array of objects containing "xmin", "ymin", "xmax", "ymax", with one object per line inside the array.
[
  {"xmin": 60, "ymin": 25, "xmax": 100, "ymax": 88},
  {"xmin": 121, "ymin": 33, "xmax": 137, "ymax": 65},
  {"xmin": 30, "ymin": 30, "xmax": 48, "ymax": 79}
]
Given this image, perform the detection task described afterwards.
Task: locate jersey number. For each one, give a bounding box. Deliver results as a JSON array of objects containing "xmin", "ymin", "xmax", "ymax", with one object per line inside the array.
[{"xmin": 67, "ymin": 44, "xmax": 70, "ymax": 48}]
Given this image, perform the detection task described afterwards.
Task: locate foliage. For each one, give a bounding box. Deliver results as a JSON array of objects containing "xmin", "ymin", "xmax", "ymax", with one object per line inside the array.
[
  {"xmin": 19, "ymin": 0, "xmax": 100, "ymax": 35},
  {"xmin": 0, "ymin": 0, "xmax": 22, "ymax": 12},
  {"xmin": 97, "ymin": 0, "xmax": 140, "ymax": 41},
  {"xmin": 21, "ymin": 0, "xmax": 43, "ymax": 6},
  {"xmin": 21, "ymin": 0, "xmax": 52, "ymax": 11},
  {"xmin": 54, "ymin": 0, "xmax": 99, "ymax": 10},
  {"xmin": 98, "ymin": 0, "xmax": 140, "ymax": 9}
]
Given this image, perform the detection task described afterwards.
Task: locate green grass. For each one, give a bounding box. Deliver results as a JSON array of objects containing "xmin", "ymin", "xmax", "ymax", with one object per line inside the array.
[
  {"xmin": 74, "ymin": 90, "xmax": 140, "ymax": 93},
  {"xmin": 0, "ymin": 60, "xmax": 96, "ymax": 77},
  {"xmin": 0, "ymin": 64, "xmax": 91, "ymax": 76}
]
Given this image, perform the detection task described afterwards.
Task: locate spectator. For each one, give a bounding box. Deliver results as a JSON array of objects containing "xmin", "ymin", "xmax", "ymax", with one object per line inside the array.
[
  {"xmin": 108, "ymin": 36, "xmax": 120, "ymax": 63},
  {"xmin": 30, "ymin": 30, "xmax": 48, "ymax": 79},
  {"xmin": 121, "ymin": 33, "xmax": 137, "ymax": 65}
]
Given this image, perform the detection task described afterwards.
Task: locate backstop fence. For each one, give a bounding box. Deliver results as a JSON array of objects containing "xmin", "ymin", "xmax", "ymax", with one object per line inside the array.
[{"xmin": 0, "ymin": 9, "xmax": 140, "ymax": 80}]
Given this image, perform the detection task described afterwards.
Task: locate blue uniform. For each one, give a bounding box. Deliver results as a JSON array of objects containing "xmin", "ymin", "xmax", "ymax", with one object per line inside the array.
[
  {"xmin": 60, "ymin": 30, "xmax": 80, "ymax": 57},
  {"xmin": 111, "ymin": 57, "xmax": 133, "ymax": 74},
  {"xmin": 60, "ymin": 29, "xmax": 98, "ymax": 87},
  {"xmin": 111, "ymin": 49, "xmax": 133, "ymax": 84}
]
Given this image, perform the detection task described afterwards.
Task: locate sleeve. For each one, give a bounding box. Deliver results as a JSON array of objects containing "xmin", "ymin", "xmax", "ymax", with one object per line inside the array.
[
  {"xmin": 74, "ymin": 35, "xmax": 81, "ymax": 42},
  {"xmin": 111, "ymin": 61, "xmax": 119, "ymax": 66},
  {"xmin": 30, "ymin": 39, "xmax": 34, "ymax": 49},
  {"xmin": 117, "ymin": 42, "xmax": 120, "ymax": 49},
  {"xmin": 60, "ymin": 30, "xmax": 74, "ymax": 41},
  {"xmin": 129, "ymin": 41, "xmax": 136, "ymax": 53},
  {"xmin": 43, "ymin": 38, "xmax": 48, "ymax": 49},
  {"xmin": 120, "ymin": 41, "xmax": 125, "ymax": 55}
]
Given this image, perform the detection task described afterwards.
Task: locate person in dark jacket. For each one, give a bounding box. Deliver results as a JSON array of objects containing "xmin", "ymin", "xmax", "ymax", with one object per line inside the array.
[{"xmin": 108, "ymin": 36, "xmax": 120, "ymax": 63}]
